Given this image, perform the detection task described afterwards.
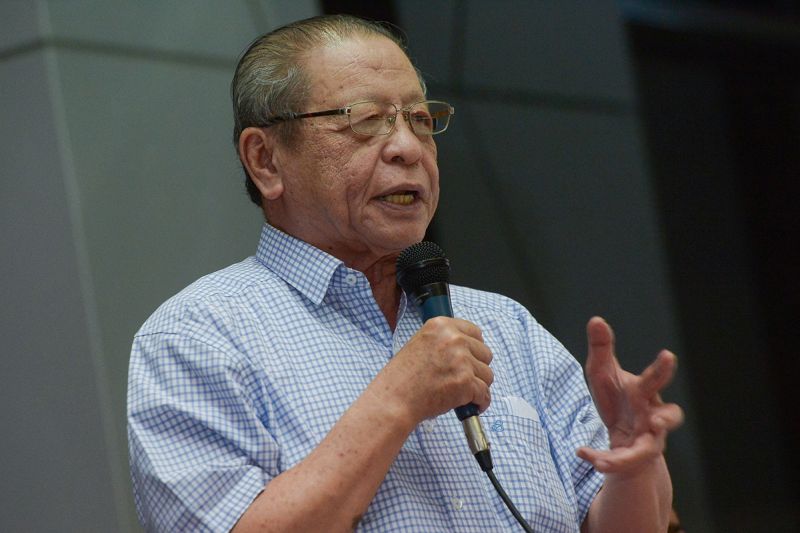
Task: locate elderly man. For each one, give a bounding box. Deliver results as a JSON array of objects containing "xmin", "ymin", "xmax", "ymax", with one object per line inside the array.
[{"xmin": 128, "ymin": 14, "xmax": 683, "ymax": 532}]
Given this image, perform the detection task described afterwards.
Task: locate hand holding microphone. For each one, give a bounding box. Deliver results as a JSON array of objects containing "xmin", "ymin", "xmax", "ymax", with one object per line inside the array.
[
  {"xmin": 396, "ymin": 241, "xmax": 494, "ymax": 471},
  {"xmin": 382, "ymin": 317, "xmax": 492, "ymax": 419}
]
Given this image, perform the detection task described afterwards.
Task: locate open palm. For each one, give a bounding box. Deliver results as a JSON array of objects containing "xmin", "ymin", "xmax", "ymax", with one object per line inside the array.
[{"xmin": 577, "ymin": 317, "xmax": 684, "ymax": 474}]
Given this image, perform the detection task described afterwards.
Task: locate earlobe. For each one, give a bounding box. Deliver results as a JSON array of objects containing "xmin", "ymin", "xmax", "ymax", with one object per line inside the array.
[{"xmin": 238, "ymin": 127, "xmax": 284, "ymax": 201}]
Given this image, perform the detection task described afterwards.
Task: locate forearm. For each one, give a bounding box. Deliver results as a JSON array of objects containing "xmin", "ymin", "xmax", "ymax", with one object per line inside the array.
[
  {"xmin": 582, "ymin": 454, "xmax": 672, "ymax": 533},
  {"xmin": 233, "ymin": 378, "xmax": 416, "ymax": 532},
  {"xmin": 232, "ymin": 317, "xmax": 492, "ymax": 532}
]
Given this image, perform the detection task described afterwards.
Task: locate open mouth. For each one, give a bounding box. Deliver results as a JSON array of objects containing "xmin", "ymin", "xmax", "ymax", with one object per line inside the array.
[{"xmin": 378, "ymin": 191, "xmax": 417, "ymax": 205}]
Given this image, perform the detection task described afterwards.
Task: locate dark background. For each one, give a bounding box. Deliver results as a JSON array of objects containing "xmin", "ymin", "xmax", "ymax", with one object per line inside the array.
[
  {"xmin": 629, "ymin": 15, "xmax": 800, "ymax": 531},
  {"xmin": 324, "ymin": 1, "xmax": 799, "ymax": 531}
]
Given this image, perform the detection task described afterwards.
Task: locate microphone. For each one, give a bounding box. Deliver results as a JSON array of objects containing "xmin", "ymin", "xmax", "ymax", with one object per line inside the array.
[{"xmin": 396, "ymin": 241, "xmax": 493, "ymax": 472}]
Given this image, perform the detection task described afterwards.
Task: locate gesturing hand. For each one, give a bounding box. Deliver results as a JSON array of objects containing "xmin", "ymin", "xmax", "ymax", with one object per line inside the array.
[{"xmin": 577, "ymin": 317, "xmax": 684, "ymax": 474}]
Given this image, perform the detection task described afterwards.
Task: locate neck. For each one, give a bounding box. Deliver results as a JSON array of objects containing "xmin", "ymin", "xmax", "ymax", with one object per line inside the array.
[{"xmin": 357, "ymin": 256, "xmax": 402, "ymax": 330}]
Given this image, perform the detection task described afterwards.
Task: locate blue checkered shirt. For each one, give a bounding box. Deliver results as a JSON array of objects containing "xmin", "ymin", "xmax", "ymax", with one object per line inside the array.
[{"xmin": 128, "ymin": 223, "xmax": 607, "ymax": 532}]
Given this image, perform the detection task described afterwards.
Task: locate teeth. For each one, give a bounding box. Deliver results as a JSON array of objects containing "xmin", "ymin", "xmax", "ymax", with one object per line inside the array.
[{"xmin": 380, "ymin": 193, "xmax": 415, "ymax": 205}]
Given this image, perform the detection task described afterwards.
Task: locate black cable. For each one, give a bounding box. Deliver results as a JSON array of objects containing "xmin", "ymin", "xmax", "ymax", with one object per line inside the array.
[
  {"xmin": 485, "ymin": 467, "xmax": 535, "ymax": 533},
  {"xmin": 474, "ymin": 450, "xmax": 533, "ymax": 532}
]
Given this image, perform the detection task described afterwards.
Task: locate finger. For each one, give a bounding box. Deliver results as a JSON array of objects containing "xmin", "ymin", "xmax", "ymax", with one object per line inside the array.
[
  {"xmin": 639, "ymin": 350, "xmax": 677, "ymax": 398},
  {"xmin": 453, "ymin": 318, "xmax": 484, "ymax": 341},
  {"xmin": 426, "ymin": 317, "xmax": 487, "ymax": 344},
  {"xmin": 586, "ymin": 316, "xmax": 617, "ymax": 374},
  {"xmin": 577, "ymin": 431, "xmax": 664, "ymax": 473},
  {"xmin": 419, "ymin": 318, "xmax": 491, "ymax": 363},
  {"xmin": 471, "ymin": 359, "xmax": 494, "ymax": 387},
  {"xmin": 473, "ymin": 377, "xmax": 492, "ymax": 413},
  {"xmin": 650, "ymin": 403, "xmax": 684, "ymax": 432},
  {"xmin": 465, "ymin": 335, "xmax": 493, "ymax": 365}
]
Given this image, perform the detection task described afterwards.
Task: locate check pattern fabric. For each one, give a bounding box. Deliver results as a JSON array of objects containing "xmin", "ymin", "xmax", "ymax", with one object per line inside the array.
[{"xmin": 128, "ymin": 223, "xmax": 608, "ymax": 532}]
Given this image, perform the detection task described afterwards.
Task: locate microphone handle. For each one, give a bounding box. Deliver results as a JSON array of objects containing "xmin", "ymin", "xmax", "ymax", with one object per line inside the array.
[
  {"xmin": 418, "ymin": 292, "xmax": 453, "ymax": 321},
  {"xmin": 416, "ymin": 285, "xmax": 487, "ymax": 453}
]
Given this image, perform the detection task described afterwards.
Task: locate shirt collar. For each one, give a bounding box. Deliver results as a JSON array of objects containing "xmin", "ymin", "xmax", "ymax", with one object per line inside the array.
[{"xmin": 255, "ymin": 223, "xmax": 344, "ymax": 305}]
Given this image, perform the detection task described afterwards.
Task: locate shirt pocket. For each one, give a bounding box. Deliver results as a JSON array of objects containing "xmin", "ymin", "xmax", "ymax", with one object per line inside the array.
[
  {"xmin": 482, "ymin": 395, "xmax": 547, "ymax": 449},
  {"xmin": 480, "ymin": 395, "xmax": 577, "ymax": 530}
]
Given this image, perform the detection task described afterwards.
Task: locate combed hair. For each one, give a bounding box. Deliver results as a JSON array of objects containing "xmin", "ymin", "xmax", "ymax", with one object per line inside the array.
[{"xmin": 231, "ymin": 14, "xmax": 427, "ymax": 207}]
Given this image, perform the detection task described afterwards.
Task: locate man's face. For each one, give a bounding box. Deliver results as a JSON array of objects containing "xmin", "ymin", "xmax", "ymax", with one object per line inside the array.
[{"xmin": 268, "ymin": 36, "xmax": 440, "ymax": 267}]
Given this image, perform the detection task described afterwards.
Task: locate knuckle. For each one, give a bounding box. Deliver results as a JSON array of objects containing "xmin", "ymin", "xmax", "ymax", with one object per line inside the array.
[{"xmin": 427, "ymin": 316, "xmax": 449, "ymax": 328}]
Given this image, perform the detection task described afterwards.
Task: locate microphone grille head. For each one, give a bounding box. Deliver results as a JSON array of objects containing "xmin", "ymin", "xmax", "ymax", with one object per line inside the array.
[{"xmin": 396, "ymin": 241, "xmax": 450, "ymax": 293}]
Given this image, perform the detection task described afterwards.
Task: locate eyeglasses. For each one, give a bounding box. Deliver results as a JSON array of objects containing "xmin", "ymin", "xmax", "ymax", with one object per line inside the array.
[{"xmin": 257, "ymin": 100, "xmax": 454, "ymax": 136}]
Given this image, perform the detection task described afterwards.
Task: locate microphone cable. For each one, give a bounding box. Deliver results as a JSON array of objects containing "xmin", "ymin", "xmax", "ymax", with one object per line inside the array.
[
  {"xmin": 487, "ymin": 471, "xmax": 534, "ymax": 533},
  {"xmin": 469, "ymin": 449, "xmax": 532, "ymax": 533}
]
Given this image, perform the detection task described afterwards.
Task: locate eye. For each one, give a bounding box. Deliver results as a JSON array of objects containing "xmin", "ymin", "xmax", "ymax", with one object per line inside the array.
[
  {"xmin": 410, "ymin": 110, "xmax": 434, "ymax": 132},
  {"xmin": 349, "ymin": 103, "xmax": 391, "ymax": 128},
  {"xmin": 411, "ymin": 111, "xmax": 432, "ymax": 122},
  {"xmin": 347, "ymin": 102, "xmax": 395, "ymax": 135}
]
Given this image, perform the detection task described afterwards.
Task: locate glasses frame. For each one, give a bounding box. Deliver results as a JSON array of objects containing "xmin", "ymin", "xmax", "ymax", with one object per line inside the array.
[{"xmin": 256, "ymin": 100, "xmax": 454, "ymax": 136}]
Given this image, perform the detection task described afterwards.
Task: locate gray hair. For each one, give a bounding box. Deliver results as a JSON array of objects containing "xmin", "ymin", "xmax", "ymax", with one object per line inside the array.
[{"xmin": 231, "ymin": 14, "xmax": 427, "ymax": 207}]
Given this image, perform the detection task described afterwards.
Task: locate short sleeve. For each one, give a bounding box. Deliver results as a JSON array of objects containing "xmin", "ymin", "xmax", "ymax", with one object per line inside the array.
[
  {"xmin": 527, "ymin": 321, "xmax": 608, "ymax": 525},
  {"xmin": 128, "ymin": 330, "xmax": 278, "ymax": 532}
]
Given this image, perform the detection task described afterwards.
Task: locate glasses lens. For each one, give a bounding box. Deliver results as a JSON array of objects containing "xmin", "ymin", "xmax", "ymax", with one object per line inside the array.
[
  {"xmin": 348, "ymin": 101, "xmax": 395, "ymax": 135},
  {"xmin": 409, "ymin": 101, "xmax": 452, "ymax": 135}
]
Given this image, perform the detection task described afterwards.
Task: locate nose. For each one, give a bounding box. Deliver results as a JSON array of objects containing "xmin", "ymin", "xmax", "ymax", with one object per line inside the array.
[{"xmin": 382, "ymin": 111, "xmax": 424, "ymax": 165}]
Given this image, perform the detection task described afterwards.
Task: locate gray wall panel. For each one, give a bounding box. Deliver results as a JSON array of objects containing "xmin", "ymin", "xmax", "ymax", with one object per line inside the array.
[
  {"xmin": 53, "ymin": 47, "xmax": 264, "ymax": 493},
  {"xmin": 395, "ymin": 0, "xmax": 458, "ymax": 87},
  {"xmin": 0, "ymin": 50, "xmax": 119, "ymax": 533},
  {"xmin": 0, "ymin": 1, "xmax": 320, "ymax": 530},
  {"xmin": 440, "ymin": 103, "xmax": 667, "ymax": 357},
  {"xmin": 0, "ymin": 1, "xmax": 41, "ymax": 52},
  {"xmin": 43, "ymin": 1, "xmax": 259, "ymax": 58},
  {"xmin": 461, "ymin": 0, "xmax": 635, "ymax": 102}
]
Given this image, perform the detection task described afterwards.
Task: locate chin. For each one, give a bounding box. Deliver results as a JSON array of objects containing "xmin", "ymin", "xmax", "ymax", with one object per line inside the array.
[
  {"xmin": 375, "ymin": 229, "xmax": 427, "ymax": 255},
  {"xmin": 359, "ymin": 215, "xmax": 431, "ymax": 254}
]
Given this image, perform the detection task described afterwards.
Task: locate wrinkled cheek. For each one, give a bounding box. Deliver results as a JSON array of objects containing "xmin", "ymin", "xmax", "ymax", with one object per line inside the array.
[
  {"xmin": 429, "ymin": 187, "xmax": 440, "ymax": 219},
  {"xmin": 428, "ymin": 167, "xmax": 441, "ymax": 215}
]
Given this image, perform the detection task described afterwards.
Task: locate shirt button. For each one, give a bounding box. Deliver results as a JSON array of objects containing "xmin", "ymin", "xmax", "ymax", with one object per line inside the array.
[
  {"xmin": 344, "ymin": 273, "xmax": 358, "ymax": 286},
  {"xmin": 451, "ymin": 497, "xmax": 464, "ymax": 510},
  {"xmin": 422, "ymin": 420, "xmax": 435, "ymax": 432}
]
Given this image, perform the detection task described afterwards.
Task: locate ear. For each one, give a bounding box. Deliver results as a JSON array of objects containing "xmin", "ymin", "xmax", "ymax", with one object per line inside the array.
[{"xmin": 238, "ymin": 126, "xmax": 284, "ymax": 201}]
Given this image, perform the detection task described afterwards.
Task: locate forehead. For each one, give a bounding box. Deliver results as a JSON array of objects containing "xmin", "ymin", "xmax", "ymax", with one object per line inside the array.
[{"xmin": 303, "ymin": 36, "xmax": 424, "ymax": 106}]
